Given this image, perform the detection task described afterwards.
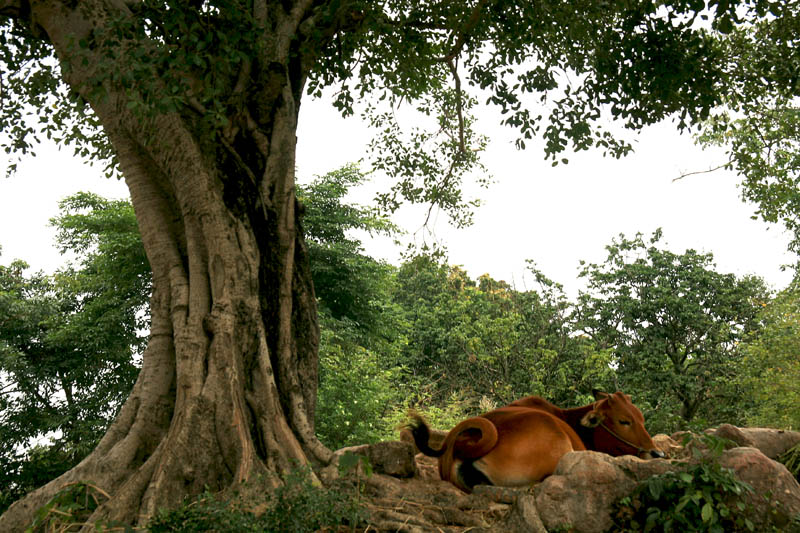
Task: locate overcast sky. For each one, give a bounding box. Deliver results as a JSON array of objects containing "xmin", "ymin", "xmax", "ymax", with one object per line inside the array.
[
  {"xmin": 294, "ymin": 97, "xmax": 795, "ymax": 296},
  {"xmin": 1, "ymin": 95, "xmax": 795, "ymax": 298}
]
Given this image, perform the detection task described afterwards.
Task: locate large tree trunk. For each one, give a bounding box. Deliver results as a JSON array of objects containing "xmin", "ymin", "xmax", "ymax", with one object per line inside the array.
[{"xmin": 0, "ymin": 2, "xmax": 333, "ymax": 531}]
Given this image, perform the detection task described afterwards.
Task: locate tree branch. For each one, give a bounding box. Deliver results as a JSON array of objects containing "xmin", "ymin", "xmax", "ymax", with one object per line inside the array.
[
  {"xmin": 673, "ymin": 161, "xmax": 731, "ymax": 182},
  {"xmin": 447, "ymin": 58, "xmax": 466, "ymax": 154},
  {"xmin": 441, "ymin": 0, "xmax": 490, "ymax": 63}
]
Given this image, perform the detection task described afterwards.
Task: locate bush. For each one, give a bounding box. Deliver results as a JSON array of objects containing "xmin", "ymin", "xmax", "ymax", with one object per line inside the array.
[
  {"xmin": 316, "ymin": 318, "xmax": 404, "ymax": 449},
  {"xmin": 147, "ymin": 491, "xmax": 262, "ymax": 533},
  {"xmin": 25, "ymin": 481, "xmax": 119, "ymax": 533},
  {"xmin": 610, "ymin": 435, "xmax": 757, "ymax": 533},
  {"xmin": 779, "ymin": 442, "xmax": 800, "ymax": 483},
  {"xmin": 148, "ymin": 465, "xmax": 363, "ymax": 533}
]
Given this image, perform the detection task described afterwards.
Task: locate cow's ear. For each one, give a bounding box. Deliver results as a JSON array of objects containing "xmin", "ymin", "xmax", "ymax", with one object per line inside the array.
[
  {"xmin": 581, "ymin": 410, "xmax": 604, "ymax": 428},
  {"xmin": 592, "ymin": 389, "xmax": 609, "ymax": 400}
]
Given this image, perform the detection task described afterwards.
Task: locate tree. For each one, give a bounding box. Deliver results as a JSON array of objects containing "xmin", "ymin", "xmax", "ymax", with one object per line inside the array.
[
  {"xmin": 515, "ymin": 262, "xmax": 616, "ymax": 408},
  {"xmin": 695, "ymin": 5, "xmax": 800, "ymax": 254},
  {"xmin": 738, "ymin": 281, "xmax": 800, "ymax": 429},
  {"xmin": 394, "ymin": 253, "xmax": 614, "ymax": 408},
  {"xmin": 0, "ymin": 1, "xmax": 766, "ymax": 528},
  {"xmin": 576, "ymin": 231, "xmax": 768, "ymax": 433},
  {"xmin": 0, "ymin": 193, "xmax": 149, "ymax": 514},
  {"xmin": 298, "ymin": 165, "xmax": 407, "ymax": 449},
  {"xmin": 298, "ymin": 164, "xmax": 397, "ymax": 334}
]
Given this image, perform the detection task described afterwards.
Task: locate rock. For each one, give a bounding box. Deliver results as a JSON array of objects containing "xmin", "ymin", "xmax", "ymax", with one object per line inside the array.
[
  {"xmin": 319, "ymin": 444, "xmax": 371, "ymax": 484},
  {"xmin": 319, "ymin": 441, "xmax": 416, "ymax": 484},
  {"xmin": 712, "ymin": 424, "xmax": 757, "ymax": 448},
  {"xmin": 360, "ymin": 471, "xmax": 504, "ymax": 531},
  {"xmin": 367, "ymin": 440, "xmax": 417, "ymax": 478},
  {"xmin": 612, "ymin": 454, "xmax": 676, "ymax": 482},
  {"xmin": 472, "ymin": 485, "xmax": 527, "ymax": 504},
  {"xmin": 707, "ymin": 425, "xmax": 800, "ymax": 459},
  {"xmin": 736, "ymin": 427, "xmax": 800, "ymax": 459},
  {"xmin": 535, "ymin": 451, "xmax": 646, "ymax": 533},
  {"xmin": 652, "ymin": 433, "xmax": 683, "ymax": 458},
  {"xmin": 719, "ymin": 447, "xmax": 800, "ymax": 529},
  {"xmin": 496, "ymin": 494, "xmax": 547, "ymax": 533},
  {"xmin": 413, "ymin": 452, "xmax": 440, "ymax": 481}
]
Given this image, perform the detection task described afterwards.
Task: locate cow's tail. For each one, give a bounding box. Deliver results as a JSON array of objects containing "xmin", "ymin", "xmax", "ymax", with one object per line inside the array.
[
  {"xmin": 405, "ymin": 413, "xmax": 446, "ymax": 457},
  {"xmin": 406, "ymin": 414, "xmax": 498, "ymax": 490}
]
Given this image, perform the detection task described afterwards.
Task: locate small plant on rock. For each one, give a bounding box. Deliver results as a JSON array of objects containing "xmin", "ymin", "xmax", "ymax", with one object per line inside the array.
[
  {"xmin": 610, "ymin": 434, "xmax": 756, "ymax": 532},
  {"xmin": 779, "ymin": 442, "xmax": 800, "ymax": 483}
]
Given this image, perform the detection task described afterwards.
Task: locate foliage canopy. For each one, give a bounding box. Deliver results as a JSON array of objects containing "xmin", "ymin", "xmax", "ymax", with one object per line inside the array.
[
  {"xmin": 0, "ymin": 193, "xmax": 148, "ymax": 512},
  {"xmin": 576, "ymin": 231, "xmax": 768, "ymax": 431},
  {"xmin": 0, "ymin": 0, "xmax": 766, "ymax": 223}
]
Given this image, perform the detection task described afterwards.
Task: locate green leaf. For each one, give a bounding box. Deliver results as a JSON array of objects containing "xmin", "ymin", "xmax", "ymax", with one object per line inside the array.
[
  {"xmin": 337, "ymin": 451, "xmax": 363, "ymax": 474},
  {"xmin": 701, "ymin": 501, "xmax": 715, "ymax": 522}
]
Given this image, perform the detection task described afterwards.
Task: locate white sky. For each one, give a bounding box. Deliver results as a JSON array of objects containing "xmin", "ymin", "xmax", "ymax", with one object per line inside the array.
[
  {"xmin": 1, "ymin": 96, "xmax": 795, "ymax": 299},
  {"xmin": 294, "ymin": 97, "xmax": 796, "ymax": 296}
]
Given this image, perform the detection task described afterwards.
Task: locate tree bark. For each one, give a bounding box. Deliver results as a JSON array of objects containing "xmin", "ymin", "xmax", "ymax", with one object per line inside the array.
[{"xmin": 0, "ymin": 1, "xmax": 333, "ymax": 530}]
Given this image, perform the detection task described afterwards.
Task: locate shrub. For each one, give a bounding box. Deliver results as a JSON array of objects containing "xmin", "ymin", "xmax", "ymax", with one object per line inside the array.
[
  {"xmin": 779, "ymin": 442, "xmax": 800, "ymax": 483},
  {"xmin": 610, "ymin": 435, "xmax": 756, "ymax": 533},
  {"xmin": 148, "ymin": 465, "xmax": 363, "ymax": 533},
  {"xmin": 147, "ymin": 491, "xmax": 262, "ymax": 533},
  {"xmin": 25, "ymin": 481, "xmax": 121, "ymax": 533}
]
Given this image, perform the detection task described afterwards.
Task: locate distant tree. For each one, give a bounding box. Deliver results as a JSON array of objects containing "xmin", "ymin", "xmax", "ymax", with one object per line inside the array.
[
  {"xmin": 0, "ymin": 258, "xmax": 63, "ymax": 512},
  {"xmin": 576, "ymin": 231, "xmax": 768, "ymax": 433},
  {"xmin": 298, "ymin": 165, "xmax": 406, "ymax": 449},
  {"xmin": 0, "ymin": 193, "xmax": 148, "ymax": 512},
  {"xmin": 394, "ymin": 253, "xmax": 614, "ymax": 409},
  {"xmin": 393, "ymin": 252, "xmax": 517, "ymax": 404},
  {"xmin": 298, "ymin": 164, "xmax": 397, "ymax": 334},
  {"xmin": 738, "ymin": 281, "xmax": 800, "ymax": 430},
  {"xmin": 516, "ymin": 262, "xmax": 616, "ymax": 407}
]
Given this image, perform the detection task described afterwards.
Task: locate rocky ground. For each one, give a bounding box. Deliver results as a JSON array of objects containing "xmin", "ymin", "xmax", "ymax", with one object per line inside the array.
[{"xmin": 319, "ymin": 426, "xmax": 800, "ymax": 532}]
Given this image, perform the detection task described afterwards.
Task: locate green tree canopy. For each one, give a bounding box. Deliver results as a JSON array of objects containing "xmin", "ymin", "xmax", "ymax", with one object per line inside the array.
[
  {"xmin": 0, "ymin": 193, "xmax": 148, "ymax": 512},
  {"xmin": 298, "ymin": 164, "xmax": 397, "ymax": 333},
  {"xmin": 576, "ymin": 231, "xmax": 768, "ymax": 432},
  {"xmin": 697, "ymin": 6, "xmax": 800, "ymax": 254},
  {"xmin": 739, "ymin": 281, "xmax": 800, "ymax": 429},
  {"xmin": 394, "ymin": 252, "xmax": 615, "ymax": 408}
]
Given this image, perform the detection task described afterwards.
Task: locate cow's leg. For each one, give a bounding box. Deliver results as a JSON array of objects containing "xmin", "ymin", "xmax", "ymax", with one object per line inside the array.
[{"xmin": 457, "ymin": 460, "xmax": 494, "ymax": 491}]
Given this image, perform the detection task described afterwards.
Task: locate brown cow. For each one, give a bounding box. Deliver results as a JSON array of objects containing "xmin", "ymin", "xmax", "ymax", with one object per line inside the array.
[
  {"xmin": 406, "ymin": 390, "xmax": 663, "ymax": 493},
  {"xmin": 508, "ymin": 389, "xmax": 664, "ymax": 459}
]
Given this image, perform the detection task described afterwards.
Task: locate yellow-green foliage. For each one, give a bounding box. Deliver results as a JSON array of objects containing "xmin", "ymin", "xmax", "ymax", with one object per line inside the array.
[{"xmin": 740, "ymin": 283, "xmax": 800, "ymax": 430}]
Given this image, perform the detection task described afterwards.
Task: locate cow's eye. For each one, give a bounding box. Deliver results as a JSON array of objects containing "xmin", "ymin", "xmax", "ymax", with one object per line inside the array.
[{"xmin": 619, "ymin": 420, "xmax": 631, "ymax": 426}]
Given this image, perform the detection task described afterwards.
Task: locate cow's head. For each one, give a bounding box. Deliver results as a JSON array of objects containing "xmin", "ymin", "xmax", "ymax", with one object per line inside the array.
[{"xmin": 580, "ymin": 389, "xmax": 664, "ymax": 459}]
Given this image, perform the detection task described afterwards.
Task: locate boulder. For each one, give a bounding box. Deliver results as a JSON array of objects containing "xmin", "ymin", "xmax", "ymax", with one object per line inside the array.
[
  {"xmin": 367, "ymin": 440, "xmax": 417, "ymax": 478},
  {"xmin": 495, "ymin": 494, "xmax": 547, "ymax": 533},
  {"xmin": 652, "ymin": 433, "xmax": 683, "ymax": 458},
  {"xmin": 319, "ymin": 444, "xmax": 371, "ymax": 484},
  {"xmin": 711, "ymin": 425, "xmax": 800, "ymax": 459},
  {"xmin": 531, "ymin": 446, "xmax": 800, "ymax": 533},
  {"xmin": 719, "ymin": 447, "xmax": 800, "ymax": 529},
  {"xmin": 672, "ymin": 425, "xmax": 800, "ymax": 461},
  {"xmin": 534, "ymin": 451, "xmax": 676, "ymax": 533},
  {"xmin": 319, "ymin": 441, "xmax": 416, "ymax": 484},
  {"xmin": 712, "ymin": 424, "xmax": 756, "ymax": 448}
]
